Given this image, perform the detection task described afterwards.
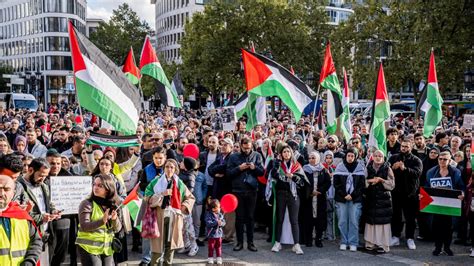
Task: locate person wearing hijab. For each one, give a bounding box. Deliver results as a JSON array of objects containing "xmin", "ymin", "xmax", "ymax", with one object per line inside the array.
[
  {"xmin": 363, "ymin": 150, "xmax": 395, "ymax": 253},
  {"xmin": 333, "ymin": 148, "xmax": 366, "ymax": 252},
  {"xmin": 302, "ymin": 152, "xmax": 331, "ymax": 247},
  {"xmin": 322, "ymin": 150, "xmax": 337, "ymax": 241}
]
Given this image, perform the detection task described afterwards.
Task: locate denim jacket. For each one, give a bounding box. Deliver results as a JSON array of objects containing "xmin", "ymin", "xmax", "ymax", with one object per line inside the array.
[{"xmin": 193, "ymin": 172, "xmax": 208, "ymax": 205}]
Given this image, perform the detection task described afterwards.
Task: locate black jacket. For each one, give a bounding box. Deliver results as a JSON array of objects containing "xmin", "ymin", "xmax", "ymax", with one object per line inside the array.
[
  {"xmin": 364, "ymin": 161, "xmax": 393, "ymax": 225},
  {"xmin": 226, "ymin": 151, "xmax": 264, "ymax": 192},
  {"xmin": 388, "ymin": 152, "xmax": 423, "ymax": 197},
  {"xmin": 198, "ymin": 150, "xmax": 220, "ymax": 174},
  {"xmin": 304, "ymin": 167, "xmax": 331, "ymax": 214},
  {"xmin": 208, "ymin": 153, "xmax": 232, "ymax": 199},
  {"xmin": 333, "ymin": 162, "xmax": 366, "ymax": 203},
  {"xmin": 179, "ymin": 169, "xmax": 197, "ymax": 192}
]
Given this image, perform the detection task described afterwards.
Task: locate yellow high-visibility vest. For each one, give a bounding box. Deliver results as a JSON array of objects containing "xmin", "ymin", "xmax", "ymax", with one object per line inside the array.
[
  {"xmin": 76, "ymin": 201, "xmax": 114, "ymax": 256},
  {"xmin": 0, "ymin": 218, "xmax": 30, "ymax": 266}
]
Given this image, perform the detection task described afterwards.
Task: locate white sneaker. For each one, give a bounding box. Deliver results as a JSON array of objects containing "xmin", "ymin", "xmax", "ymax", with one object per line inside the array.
[
  {"xmin": 177, "ymin": 246, "xmax": 189, "ymax": 254},
  {"xmin": 470, "ymin": 249, "xmax": 474, "ymax": 257},
  {"xmin": 271, "ymin": 242, "xmax": 282, "ymax": 252},
  {"xmin": 339, "ymin": 244, "xmax": 347, "ymax": 250},
  {"xmin": 350, "ymin": 245, "xmax": 357, "ymax": 252},
  {"xmin": 188, "ymin": 243, "xmax": 199, "ymax": 256},
  {"xmin": 390, "ymin": 236, "xmax": 400, "ymax": 246},
  {"xmin": 407, "ymin": 239, "xmax": 416, "ymax": 250},
  {"xmin": 292, "ymin": 243, "xmax": 304, "ymax": 255},
  {"xmin": 208, "ymin": 257, "xmax": 214, "ymax": 264},
  {"xmin": 216, "ymin": 257, "xmax": 223, "ymax": 264}
]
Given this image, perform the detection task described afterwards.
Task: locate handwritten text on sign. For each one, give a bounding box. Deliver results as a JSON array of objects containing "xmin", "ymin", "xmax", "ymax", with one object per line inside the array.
[{"xmin": 50, "ymin": 176, "xmax": 92, "ymax": 215}]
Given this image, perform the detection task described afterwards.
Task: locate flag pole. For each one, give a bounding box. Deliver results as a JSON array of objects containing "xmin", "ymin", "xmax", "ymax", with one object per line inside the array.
[{"xmin": 311, "ymin": 84, "xmax": 321, "ymax": 129}]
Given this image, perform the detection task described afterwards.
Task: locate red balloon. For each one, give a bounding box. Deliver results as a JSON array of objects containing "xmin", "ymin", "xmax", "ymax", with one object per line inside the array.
[
  {"xmin": 221, "ymin": 194, "xmax": 238, "ymax": 213},
  {"xmin": 183, "ymin": 144, "xmax": 200, "ymax": 160},
  {"xmin": 257, "ymin": 175, "xmax": 267, "ymax": 185}
]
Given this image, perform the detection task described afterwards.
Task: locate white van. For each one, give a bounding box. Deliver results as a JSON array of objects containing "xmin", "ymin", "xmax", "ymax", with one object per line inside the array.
[{"xmin": 0, "ymin": 93, "xmax": 39, "ymax": 111}]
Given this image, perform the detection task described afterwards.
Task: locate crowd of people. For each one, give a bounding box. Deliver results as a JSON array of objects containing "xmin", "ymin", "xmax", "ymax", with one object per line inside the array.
[{"xmin": 0, "ymin": 104, "xmax": 473, "ymax": 266}]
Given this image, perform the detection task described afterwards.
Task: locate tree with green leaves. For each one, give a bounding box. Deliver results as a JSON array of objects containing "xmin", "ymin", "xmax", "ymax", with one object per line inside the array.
[
  {"xmin": 90, "ymin": 3, "xmax": 152, "ymax": 67},
  {"xmin": 180, "ymin": 0, "xmax": 331, "ymax": 99},
  {"xmin": 330, "ymin": 1, "xmax": 473, "ymax": 100}
]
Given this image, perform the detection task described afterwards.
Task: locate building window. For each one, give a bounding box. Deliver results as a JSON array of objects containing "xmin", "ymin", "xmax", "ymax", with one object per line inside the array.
[
  {"xmin": 46, "ymin": 56, "xmax": 72, "ymax": 70},
  {"xmin": 45, "ymin": 36, "xmax": 70, "ymax": 51}
]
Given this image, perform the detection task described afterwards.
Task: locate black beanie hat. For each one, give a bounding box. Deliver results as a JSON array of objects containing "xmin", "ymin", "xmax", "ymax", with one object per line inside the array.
[{"xmin": 183, "ymin": 157, "xmax": 197, "ymax": 171}]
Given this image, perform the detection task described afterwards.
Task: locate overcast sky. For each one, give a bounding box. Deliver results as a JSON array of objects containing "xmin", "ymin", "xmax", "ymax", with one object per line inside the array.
[{"xmin": 87, "ymin": 0, "xmax": 155, "ymax": 29}]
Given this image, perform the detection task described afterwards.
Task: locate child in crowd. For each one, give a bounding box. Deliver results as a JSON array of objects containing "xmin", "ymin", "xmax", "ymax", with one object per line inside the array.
[{"xmin": 205, "ymin": 199, "xmax": 226, "ymax": 264}]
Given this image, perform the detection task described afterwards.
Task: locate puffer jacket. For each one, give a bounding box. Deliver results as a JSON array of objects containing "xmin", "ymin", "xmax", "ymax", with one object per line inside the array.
[{"xmin": 364, "ymin": 161, "xmax": 393, "ymax": 225}]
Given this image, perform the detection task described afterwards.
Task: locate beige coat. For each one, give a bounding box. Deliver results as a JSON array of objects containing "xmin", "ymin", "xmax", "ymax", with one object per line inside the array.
[{"xmin": 148, "ymin": 186, "xmax": 195, "ymax": 253}]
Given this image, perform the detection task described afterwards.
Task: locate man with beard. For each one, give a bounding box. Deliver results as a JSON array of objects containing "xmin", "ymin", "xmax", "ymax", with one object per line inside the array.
[
  {"xmin": 0, "ymin": 175, "xmax": 42, "ymax": 266},
  {"xmin": 45, "ymin": 150, "xmax": 72, "ymax": 265},
  {"xmin": 227, "ymin": 137, "xmax": 264, "ymax": 252},
  {"xmin": 50, "ymin": 126, "xmax": 72, "ymax": 153},
  {"xmin": 199, "ymin": 136, "xmax": 220, "ymax": 197},
  {"xmin": 326, "ymin": 135, "xmax": 345, "ymax": 166},
  {"xmin": 18, "ymin": 158, "xmax": 61, "ymax": 265},
  {"xmin": 169, "ymin": 136, "xmax": 188, "ymax": 163},
  {"xmin": 388, "ymin": 140, "xmax": 423, "ymax": 250},
  {"xmin": 412, "ymin": 133, "xmax": 429, "ymax": 161}
]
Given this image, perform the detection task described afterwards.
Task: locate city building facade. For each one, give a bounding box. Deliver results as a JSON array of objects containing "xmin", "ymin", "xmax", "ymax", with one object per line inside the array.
[
  {"xmin": 0, "ymin": 0, "xmax": 87, "ymax": 105},
  {"xmin": 151, "ymin": 0, "xmax": 206, "ymax": 63},
  {"xmin": 86, "ymin": 17, "xmax": 103, "ymax": 37}
]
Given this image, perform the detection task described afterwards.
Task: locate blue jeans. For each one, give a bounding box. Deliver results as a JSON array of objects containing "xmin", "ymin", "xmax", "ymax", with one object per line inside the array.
[
  {"xmin": 335, "ymin": 201, "xmax": 362, "ymax": 246},
  {"xmin": 141, "ymin": 238, "xmax": 151, "ymax": 263}
]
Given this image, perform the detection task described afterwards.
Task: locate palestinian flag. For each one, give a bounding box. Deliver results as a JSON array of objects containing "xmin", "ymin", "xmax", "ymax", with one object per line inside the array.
[
  {"xmin": 68, "ymin": 22, "xmax": 141, "ymax": 135},
  {"xmin": 368, "ymin": 63, "xmax": 390, "ymax": 156},
  {"xmin": 171, "ymin": 70, "xmax": 185, "ymax": 96},
  {"xmin": 140, "ymin": 36, "xmax": 181, "ymax": 108},
  {"xmin": 258, "ymin": 147, "xmax": 274, "ymax": 185},
  {"xmin": 341, "ymin": 67, "xmax": 352, "ymax": 142},
  {"xmin": 123, "ymin": 184, "xmax": 143, "ymax": 230},
  {"xmin": 420, "ymin": 187, "xmax": 462, "ymax": 216},
  {"xmin": 86, "ymin": 132, "xmax": 139, "ymax": 147},
  {"xmin": 319, "ymin": 42, "xmax": 343, "ymax": 134},
  {"xmin": 242, "ymin": 49, "xmax": 312, "ymax": 121},
  {"xmin": 122, "ymin": 47, "xmax": 140, "ymax": 85},
  {"xmin": 234, "ymin": 92, "xmax": 266, "ymax": 131},
  {"xmin": 420, "ymin": 49, "xmax": 443, "ymax": 138}
]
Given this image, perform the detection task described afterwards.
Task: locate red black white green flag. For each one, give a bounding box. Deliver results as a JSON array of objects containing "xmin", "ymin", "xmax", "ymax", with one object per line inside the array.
[
  {"xmin": 68, "ymin": 22, "xmax": 141, "ymax": 135},
  {"xmin": 122, "ymin": 47, "xmax": 141, "ymax": 85},
  {"xmin": 140, "ymin": 36, "xmax": 181, "ymax": 108},
  {"xmin": 420, "ymin": 187, "xmax": 462, "ymax": 217},
  {"xmin": 242, "ymin": 49, "xmax": 313, "ymax": 121},
  {"xmin": 368, "ymin": 63, "xmax": 390, "ymax": 156}
]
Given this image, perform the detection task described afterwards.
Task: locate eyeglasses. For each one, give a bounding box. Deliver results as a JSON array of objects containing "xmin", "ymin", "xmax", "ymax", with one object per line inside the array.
[
  {"xmin": 438, "ymin": 158, "xmax": 449, "ymax": 161},
  {"xmin": 151, "ymin": 138, "xmax": 160, "ymax": 142}
]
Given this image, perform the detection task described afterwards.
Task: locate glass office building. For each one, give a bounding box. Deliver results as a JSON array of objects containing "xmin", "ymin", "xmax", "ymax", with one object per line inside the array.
[{"xmin": 0, "ymin": 0, "xmax": 87, "ymax": 105}]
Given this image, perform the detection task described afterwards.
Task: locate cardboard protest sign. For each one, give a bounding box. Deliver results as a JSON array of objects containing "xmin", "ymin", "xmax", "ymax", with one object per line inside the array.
[{"xmin": 462, "ymin": 114, "xmax": 474, "ymax": 129}]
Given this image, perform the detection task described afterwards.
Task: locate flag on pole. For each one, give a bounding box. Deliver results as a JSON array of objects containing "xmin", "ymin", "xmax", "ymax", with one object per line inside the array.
[
  {"xmin": 86, "ymin": 132, "xmax": 139, "ymax": 147},
  {"xmin": 170, "ymin": 70, "xmax": 185, "ymax": 96},
  {"xmin": 68, "ymin": 22, "xmax": 141, "ymax": 135},
  {"xmin": 123, "ymin": 183, "xmax": 140, "ymax": 206},
  {"xmin": 341, "ymin": 67, "xmax": 352, "ymax": 142},
  {"xmin": 420, "ymin": 49, "xmax": 443, "ymax": 138},
  {"xmin": 140, "ymin": 36, "xmax": 181, "ymax": 108},
  {"xmin": 234, "ymin": 92, "xmax": 266, "ymax": 131},
  {"xmin": 368, "ymin": 63, "xmax": 390, "ymax": 156},
  {"xmin": 319, "ymin": 42, "xmax": 343, "ymax": 134},
  {"xmin": 420, "ymin": 187, "xmax": 462, "ymax": 216},
  {"xmin": 122, "ymin": 47, "xmax": 141, "ymax": 85},
  {"xmin": 241, "ymin": 49, "xmax": 312, "ymax": 121}
]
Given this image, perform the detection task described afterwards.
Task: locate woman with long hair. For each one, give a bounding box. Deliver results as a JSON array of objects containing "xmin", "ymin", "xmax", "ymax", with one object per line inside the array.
[
  {"xmin": 270, "ymin": 145, "xmax": 308, "ymax": 255},
  {"xmin": 145, "ymin": 159, "xmax": 195, "ymax": 265},
  {"xmin": 76, "ymin": 174, "xmax": 122, "ymax": 266}
]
